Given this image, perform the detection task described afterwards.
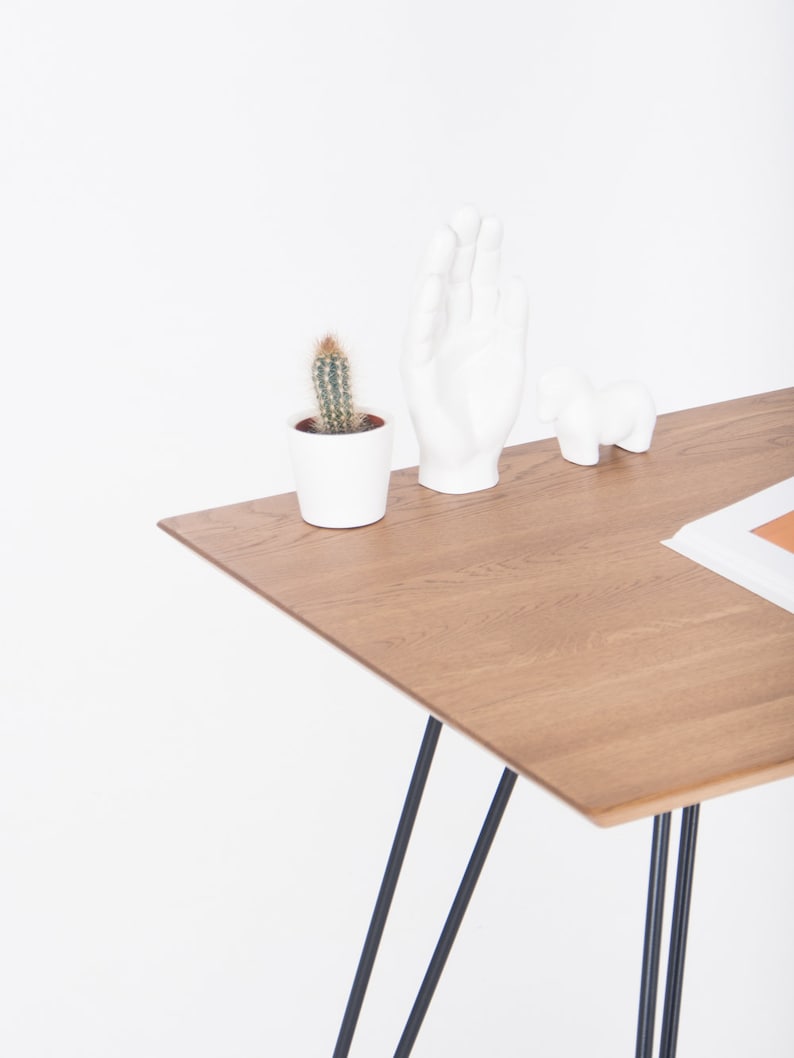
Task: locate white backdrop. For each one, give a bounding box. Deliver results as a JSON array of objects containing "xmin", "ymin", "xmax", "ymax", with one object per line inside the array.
[{"xmin": 2, "ymin": 2, "xmax": 793, "ymax": 1056}]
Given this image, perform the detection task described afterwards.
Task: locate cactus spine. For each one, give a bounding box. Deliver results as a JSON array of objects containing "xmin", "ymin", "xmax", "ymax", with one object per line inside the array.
[{"xmin": 311, "ymin": 334, "xmax": 366, "ymax": 433}]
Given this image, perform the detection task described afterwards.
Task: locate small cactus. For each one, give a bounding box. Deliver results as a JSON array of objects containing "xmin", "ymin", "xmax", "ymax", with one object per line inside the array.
[{"xmin": 311, "ymin": 334, "xmax": 368, "ymax": 433}]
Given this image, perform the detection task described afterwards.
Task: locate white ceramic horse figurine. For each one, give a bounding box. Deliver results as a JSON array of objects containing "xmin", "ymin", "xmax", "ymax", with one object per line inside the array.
[{"xmin": 537, "ymin": 366, "xmax": 656, "ymax": 466}]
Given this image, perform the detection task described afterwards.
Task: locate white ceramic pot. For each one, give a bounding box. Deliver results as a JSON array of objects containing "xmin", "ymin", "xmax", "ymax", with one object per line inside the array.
[{"xmin": 287, "ymin": 409, "xmax": 393, "ymax": 528}]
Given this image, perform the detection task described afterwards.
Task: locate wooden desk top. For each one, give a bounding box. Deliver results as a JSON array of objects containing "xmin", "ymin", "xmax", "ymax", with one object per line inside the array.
[{"xmin": 159, "ymin": 389, "xmax": 794, "ymax": 825}]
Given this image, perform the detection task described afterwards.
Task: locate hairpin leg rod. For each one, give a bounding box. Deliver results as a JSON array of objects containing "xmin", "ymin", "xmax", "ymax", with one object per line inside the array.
[
  {"xmin": 332, "ymin": 715, "xmax": 443, "ymax": 1058},
  {"xmin": 635, "ymin": 813, "xmax": 672, "ymax": 1058},
  {"xmin": 658, "ymin": 804, "xmax": 700, "ymax": 1058},
  {"xmin": 393, "ymin": 767, "xmax": 518, "ymax": 1058}
]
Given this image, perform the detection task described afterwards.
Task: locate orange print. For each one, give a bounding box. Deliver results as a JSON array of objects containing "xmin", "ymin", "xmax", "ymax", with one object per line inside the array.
[{"xmin": 752, "ymin": 510, "xmax": 794, "ymax": 555}]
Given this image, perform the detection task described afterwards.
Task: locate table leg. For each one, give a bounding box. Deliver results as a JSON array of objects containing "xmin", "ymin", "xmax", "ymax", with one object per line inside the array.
[
  {"xmin": 659, "ymin": 804, "xmax": 700, "ymax": 1058},
  {"xmin": 332, "ymin": 715, "xmax": 442, "ymax": 1058},
  {"xmin": 635, "ymin": 805, "xmax": 700, "ymax": 1058},
  {"xmin": 636, "ymin": 813, "xmax": 672, "ymax": 1058},
  {"xmin": 393, "ymin": 767, "xmax": 518, "ymax": 1058}
]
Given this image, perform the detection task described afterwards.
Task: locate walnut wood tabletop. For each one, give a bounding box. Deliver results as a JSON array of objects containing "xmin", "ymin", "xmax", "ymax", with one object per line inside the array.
[{"xmin": 159, "ymin": 389, "xmax": 794, "ymax": 826}]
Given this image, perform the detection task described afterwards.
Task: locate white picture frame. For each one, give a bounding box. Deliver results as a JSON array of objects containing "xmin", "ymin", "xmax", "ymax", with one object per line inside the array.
[{"xmin": 663, "ymin": 477, "xmax": 794, "ymax": 614}]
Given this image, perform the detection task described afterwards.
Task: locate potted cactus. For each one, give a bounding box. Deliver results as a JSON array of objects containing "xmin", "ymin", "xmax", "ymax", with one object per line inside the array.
[{"xmin": 287, "ymin": 335, "xmax": 393, "ymax": 528}]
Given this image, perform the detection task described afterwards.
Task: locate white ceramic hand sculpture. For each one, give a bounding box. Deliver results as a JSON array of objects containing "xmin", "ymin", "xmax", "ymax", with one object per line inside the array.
[
  {"xmin": 537, "ymin": 366, "xmax": 656, "ymax": 466},
  {"xmin": 402, "ymin": 205, "xmax": 529, "ymax": 494}
]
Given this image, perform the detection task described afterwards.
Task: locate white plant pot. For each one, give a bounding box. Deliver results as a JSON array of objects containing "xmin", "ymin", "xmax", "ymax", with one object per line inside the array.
[{"xmin": 287, "ymin": 409, "xmax": 394, "ymax": 528}]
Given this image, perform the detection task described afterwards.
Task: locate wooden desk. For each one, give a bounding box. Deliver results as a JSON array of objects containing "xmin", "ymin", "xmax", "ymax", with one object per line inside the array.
[
  {"xmin": 160, "ymin": 389, "xmax": 794, "ymax": 826},
  {"xmin": 159, "ymin": 388, "xmax": 794, "ymax": 1058}
]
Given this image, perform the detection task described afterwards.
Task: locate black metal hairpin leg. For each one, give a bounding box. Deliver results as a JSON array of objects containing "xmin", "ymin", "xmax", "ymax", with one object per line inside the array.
[
  {"xmin": 659, "ymin": 804, "xmax": 700, "ymax": 1058},
  {"xmin": 393, "ymin": 767, "xmax": 518, "ymax": 1058},
  {"xmin": 636, "ymin": 813, "xmax": 672, "ymax": 1058},
  {"xmin": 332, "ymin": 715, "xmax": 442, "ymax": 1058},
  {"xmin": 635, "ymin": 805, "xmax": 700, "ymax": 1058}
]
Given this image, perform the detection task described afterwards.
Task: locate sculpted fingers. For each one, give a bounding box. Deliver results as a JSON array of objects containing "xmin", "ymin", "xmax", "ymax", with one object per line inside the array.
[
  {"xmin": 404, "ymin": 274, "xmax": 444, "ymax": 369},
  {"xmin": 419, "ymin": 225, "xmax": 456, "ymax": 280},
  {"xmin": 446, "ymin": 204, "xmax": 481, "ymax": 328},
  {"xmin": 449, "ymin": 205, "xmax": 481, "ymax": 278},
  {"xmin": 471, "ymin": 215, "xmax": 503, "ymax": 324},
  {"xmin": 406, "ymin": 223, "xmax": 454, "ymax": 371}
]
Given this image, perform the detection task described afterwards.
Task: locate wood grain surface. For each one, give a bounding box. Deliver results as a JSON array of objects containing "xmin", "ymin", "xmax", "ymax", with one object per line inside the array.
[{"xmin": 159, "ymin": 389, "xmax": 794, "ymax": 825}]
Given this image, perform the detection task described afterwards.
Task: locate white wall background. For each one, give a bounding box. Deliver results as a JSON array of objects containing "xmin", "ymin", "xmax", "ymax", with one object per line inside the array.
[{"xmin": 1, "ymin": 1, "xmax": 793, "ymax": 1055}]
